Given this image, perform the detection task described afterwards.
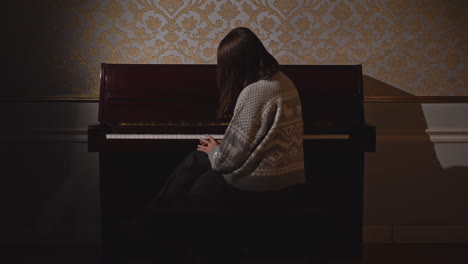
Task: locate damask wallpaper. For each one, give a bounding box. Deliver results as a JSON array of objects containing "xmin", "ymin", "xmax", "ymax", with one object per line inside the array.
[{"xmin": 4, "ymin": 0, "xmax": 467, "ymax": 98}]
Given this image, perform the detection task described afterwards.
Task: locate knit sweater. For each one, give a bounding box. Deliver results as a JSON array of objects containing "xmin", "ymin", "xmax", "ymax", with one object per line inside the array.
[{"xmin": 208, "ymin": 71, "xmax": 306, "ymax": 191}]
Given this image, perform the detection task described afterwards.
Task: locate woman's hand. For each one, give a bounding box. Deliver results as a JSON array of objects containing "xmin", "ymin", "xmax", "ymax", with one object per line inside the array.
[{"xmin": 197, "ymin": 134, "xmax": 220, "ymax": 154}]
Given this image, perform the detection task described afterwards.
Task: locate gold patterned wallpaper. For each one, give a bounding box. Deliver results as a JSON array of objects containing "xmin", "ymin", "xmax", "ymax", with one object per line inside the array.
[{"xmin": 4, "ymin": 0, "xmax": 467, "ymax": 98}]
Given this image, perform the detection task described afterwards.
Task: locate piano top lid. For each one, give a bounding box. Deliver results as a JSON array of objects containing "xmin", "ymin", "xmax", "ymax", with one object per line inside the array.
[{"xmin": 98, "ymin": 63, "xmax": 365, "ymax": 128}]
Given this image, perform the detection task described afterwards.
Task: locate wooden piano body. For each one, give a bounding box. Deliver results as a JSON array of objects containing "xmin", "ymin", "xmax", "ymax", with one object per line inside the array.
[{"xmin": 88, "ymin": 63, "xmax": 376, "ymax": 262}]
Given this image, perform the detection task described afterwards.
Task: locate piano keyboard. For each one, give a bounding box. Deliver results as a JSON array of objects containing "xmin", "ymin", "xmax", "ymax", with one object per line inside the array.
[
  {"xmin": 105, "ymin": 134, "xmax": 349, "ymax": 140},
  {"xmin": 106, "ymin": 134, "xmax": 224, "ymax": 140}
]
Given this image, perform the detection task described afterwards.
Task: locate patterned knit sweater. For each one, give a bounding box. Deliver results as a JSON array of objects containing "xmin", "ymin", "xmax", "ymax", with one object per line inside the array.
[{"xmin": 208, "ymin": 71, "xmax": 306, "ymax": 191}]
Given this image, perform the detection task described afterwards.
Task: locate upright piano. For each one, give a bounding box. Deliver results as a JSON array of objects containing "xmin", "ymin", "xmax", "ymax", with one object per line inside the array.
[{"xmin": 88, "ymin": 63, "xmax": 376, "ymax": 263}]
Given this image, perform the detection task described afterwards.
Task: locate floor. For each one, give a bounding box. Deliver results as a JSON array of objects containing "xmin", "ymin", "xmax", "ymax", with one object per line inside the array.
[{"xmin": 1, "ymin": 244, "xmax": 468, "ymax": 264}]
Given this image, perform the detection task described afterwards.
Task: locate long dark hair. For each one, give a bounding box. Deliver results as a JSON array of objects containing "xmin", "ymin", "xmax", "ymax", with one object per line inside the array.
[{"xmin": 216, "ymin": 27, "xmax": 279, "ymax": 120}]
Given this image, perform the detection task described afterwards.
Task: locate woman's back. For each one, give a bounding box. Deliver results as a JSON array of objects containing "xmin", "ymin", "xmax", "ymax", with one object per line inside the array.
[{"xmin": 208, "ymin": 71, "xmax": 306, "ymax": 191}]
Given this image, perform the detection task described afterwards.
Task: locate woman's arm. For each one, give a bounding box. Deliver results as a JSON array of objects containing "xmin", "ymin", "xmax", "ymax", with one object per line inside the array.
[{"xmin": 202, "ymin": 84, "xmax": 278, "ymax": 173}]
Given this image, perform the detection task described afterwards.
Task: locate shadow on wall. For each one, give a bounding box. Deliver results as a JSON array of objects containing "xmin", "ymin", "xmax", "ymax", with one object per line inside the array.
[
  {"xmin": 364, "ymin": 75, "xmax": 420, "ymax": 97},
  {"xmin": 362, "ymin": 75, "xmax": 468, "ymax": 227}
]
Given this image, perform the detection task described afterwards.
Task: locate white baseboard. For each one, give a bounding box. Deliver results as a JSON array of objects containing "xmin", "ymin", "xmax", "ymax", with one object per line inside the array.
[{"xmin": 364, "ymin": 225, "xmax": 468, "ymax": 243}]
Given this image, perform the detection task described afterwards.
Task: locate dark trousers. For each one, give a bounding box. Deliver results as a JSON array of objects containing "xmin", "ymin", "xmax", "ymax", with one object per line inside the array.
[
  {"xmin": 148, "ymin": 150, "xmax": 246, "ymax": 210},
  {"xmin": 143, "ymin": 150, "xmax": 243, "ymax": 263},
  {"xmin": 138, "ymin": 150, "xmax": 304, "ymax": 263},
  {"xmin": 149, "ymin": 149, "xmax": 301, "ymax": 210}
]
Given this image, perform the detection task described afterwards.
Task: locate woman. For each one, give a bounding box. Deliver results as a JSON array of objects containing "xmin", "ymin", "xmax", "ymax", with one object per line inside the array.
[
  {"xmin": 131, "ymin": 27, "xmax": 307, "ymax": 264},
  {"xmin": 152, "ymin": 27, "xmax": 306, "ymax": 208}
]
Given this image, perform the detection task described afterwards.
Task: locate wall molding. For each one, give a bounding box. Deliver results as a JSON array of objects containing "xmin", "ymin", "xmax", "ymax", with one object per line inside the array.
[
  {"xmin": 425, "ymin": 129, "xmax": 468, "ymax": 143},
  {"xmin": 0, "ymin": 97, "xmax": 98, "ymax": 102},
  {"xmin": 0, "ymin": 129, "xmax": 87, "ymax": 143},
  {"xmin": 378, "ymin": 129, "xmax": 468, "ymax": 143},
  {"xmin": 363, "ymin": 225, "xmax": 468, "ymax": 243},
  {"xmin": 2, "ymin": 129, "xmax": 468, "ymax": 143},
  {"xmin": 364, "ymin": 96, "xmax": 468, "ymax": 103},
  {"xmin": 1, "ymin": 96, "xmax": 468, "ymax": 103}
]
